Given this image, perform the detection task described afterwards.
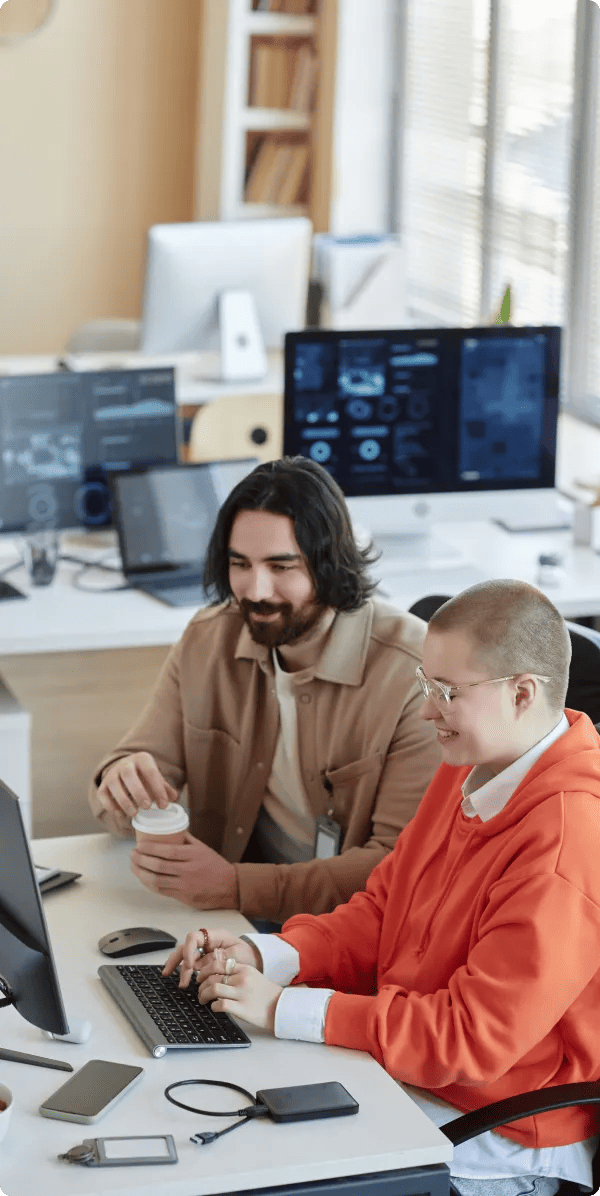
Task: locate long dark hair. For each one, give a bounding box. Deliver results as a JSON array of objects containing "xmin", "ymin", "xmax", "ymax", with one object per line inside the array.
[{"xmin": 203, "ymin": 457, "xmax": 378, "ymax": 611}]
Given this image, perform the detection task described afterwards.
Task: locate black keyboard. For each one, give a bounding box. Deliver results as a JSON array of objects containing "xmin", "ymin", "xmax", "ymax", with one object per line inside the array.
[{"xmin": 98, "ymin": 963, "xmax": 251, "ymax": 1057}]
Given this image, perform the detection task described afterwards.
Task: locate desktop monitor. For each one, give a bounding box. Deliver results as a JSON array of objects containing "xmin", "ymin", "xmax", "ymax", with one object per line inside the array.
[
  {"xmin": 283, "ymin": 325, "xmax": 562, "ymax": 549},
  {"xmin": 0, "ymin": 367, "xmax": 178, "ymax": 533},
  {"xmin": 139, "ymin": 217, "xmax": 313, "ymax": 357},
  {"xmin": 0, "ymin": 779, "xmax": 69, "ymax": 1041}
]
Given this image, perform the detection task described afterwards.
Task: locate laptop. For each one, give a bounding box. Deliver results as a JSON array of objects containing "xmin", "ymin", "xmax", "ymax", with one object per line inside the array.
[{"xmin": 109, "ymin": 459, "xmax": 258, "ymax": 607}]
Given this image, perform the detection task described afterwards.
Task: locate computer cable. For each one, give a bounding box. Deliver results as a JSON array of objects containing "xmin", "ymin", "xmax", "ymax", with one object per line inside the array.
[
  {"xmin": 164, "ymin": 1078, "xmax": 269, "ymax": 1145},
  {"xmin": 60, "ymin": 551, "xmax": 131, "ymax": 593}
]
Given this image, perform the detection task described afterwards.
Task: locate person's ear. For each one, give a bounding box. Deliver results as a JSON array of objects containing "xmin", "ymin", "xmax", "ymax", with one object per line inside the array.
[{"xmin": 513, "ymin": 675, "xmax": 536, "ymax": 713}]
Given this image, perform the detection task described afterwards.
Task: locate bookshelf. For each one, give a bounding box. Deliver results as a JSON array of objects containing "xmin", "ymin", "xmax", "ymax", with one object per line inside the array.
[{"xmin": 195, "ymin": 0, "xmax": 337, "ymax": 229}]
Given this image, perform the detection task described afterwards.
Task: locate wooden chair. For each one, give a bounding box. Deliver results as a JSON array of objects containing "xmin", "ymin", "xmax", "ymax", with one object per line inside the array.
[{"xmin": 188, "ymin": 392, "xmax": 282, "ymax": 465}]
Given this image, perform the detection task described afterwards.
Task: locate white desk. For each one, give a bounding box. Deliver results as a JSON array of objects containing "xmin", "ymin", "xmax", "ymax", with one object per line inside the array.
[
  {"xmin": 0, "ymin": 834, "xmax": 452, "ymax": 1196},
  {"xmin": 0, "ymin": 350, "xmax": 284, "ymax": 407},
  {"xmin": 372, "ymin": 519, "xmax": 600, "ymax": 622}
]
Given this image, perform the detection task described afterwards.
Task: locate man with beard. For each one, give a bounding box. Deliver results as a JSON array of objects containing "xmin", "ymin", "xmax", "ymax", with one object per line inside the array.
[{"xmin": 88, "ymin": 457, "xmax": 440, "ymax": 923}]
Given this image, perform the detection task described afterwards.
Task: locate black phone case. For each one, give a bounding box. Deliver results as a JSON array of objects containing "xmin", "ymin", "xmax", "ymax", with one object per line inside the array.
[{"xmin": 255, "ymin": 1082, "xmax": 359, "ymax": 1122}]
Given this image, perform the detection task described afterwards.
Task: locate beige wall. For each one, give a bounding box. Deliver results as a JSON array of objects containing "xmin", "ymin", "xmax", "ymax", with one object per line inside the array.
[{"xmin": 0, "ymin": 0, "xmax": 201, "ymax": 353}]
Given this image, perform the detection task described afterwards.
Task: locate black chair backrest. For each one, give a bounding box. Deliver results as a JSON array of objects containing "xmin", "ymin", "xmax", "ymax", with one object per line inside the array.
[{"xmin": 564, "ymin": 621, "xmax": 600, "ymax": 724}]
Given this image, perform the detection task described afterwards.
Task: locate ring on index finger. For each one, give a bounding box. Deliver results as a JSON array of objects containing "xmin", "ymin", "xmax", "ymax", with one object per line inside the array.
[
  {"xmin": 196, "ymin": 928, "xmax": 209, "ymax": 958},
  {"xmin": 224, "ymin": 956, "xmax": 236, "ymax": 975},
  {"xmin": 223, "ymin": 975, "xmax": 229, "ymax": 986}
]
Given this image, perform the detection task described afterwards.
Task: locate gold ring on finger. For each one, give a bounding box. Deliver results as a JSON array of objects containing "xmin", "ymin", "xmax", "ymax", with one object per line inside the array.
[{"xmin": 223, "ymin": 975, "xmax": 229, "ymax": 986}]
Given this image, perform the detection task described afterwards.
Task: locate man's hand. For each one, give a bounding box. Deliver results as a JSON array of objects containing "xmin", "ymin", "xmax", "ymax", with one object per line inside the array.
[
  {"xmin": 130, "ymin": 831, "xmax": 240, "ymax": 909},
  {"xmin": 97, "ymin": 752, "xmax": 177, "ymax": 819}
]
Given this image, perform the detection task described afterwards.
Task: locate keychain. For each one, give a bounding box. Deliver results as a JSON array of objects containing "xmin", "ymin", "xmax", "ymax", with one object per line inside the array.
[{"xmin": 59, "ymin": 1135, "xmax": 178, "ymax": 1166}]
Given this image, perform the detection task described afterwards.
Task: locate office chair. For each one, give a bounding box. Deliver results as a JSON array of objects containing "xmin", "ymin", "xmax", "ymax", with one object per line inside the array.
[
  {"xmin": 408, "ymin": 597, "xmax": 600, "ymax": 725},
  {"xmin": 441, "ymin": 1084, "xmax": 600, "ymax": 1195},
  {"xmin": 65, "ymin": 318, "xmax": 141, "ymax": 353},
  {"xmin": 188, "ymin": 392, "xmax": 282, "ymax": 466}
]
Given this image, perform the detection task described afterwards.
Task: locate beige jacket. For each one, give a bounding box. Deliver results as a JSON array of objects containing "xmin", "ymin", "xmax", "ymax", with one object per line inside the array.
[{"xmin": 89, "ymin": 599, "xmax": 440, "ymax": 922}]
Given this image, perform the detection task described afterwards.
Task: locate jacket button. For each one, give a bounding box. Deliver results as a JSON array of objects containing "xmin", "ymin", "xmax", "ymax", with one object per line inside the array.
[
  {"xmin": 236, "ymin": 826, "xmax": 245, "ymax": 836},
  {"xmin": 299, "ymin": 693, "xmax": 311, "ymax": 704},
  {"xmin": 256, "ymin": 762, "xmax": 265, "ymax": 770}
]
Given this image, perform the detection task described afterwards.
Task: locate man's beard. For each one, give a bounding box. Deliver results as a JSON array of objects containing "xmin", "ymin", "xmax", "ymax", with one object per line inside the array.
[{"xmin": 240, "ymin": 599, "xmax": 324, "ymax": 647}]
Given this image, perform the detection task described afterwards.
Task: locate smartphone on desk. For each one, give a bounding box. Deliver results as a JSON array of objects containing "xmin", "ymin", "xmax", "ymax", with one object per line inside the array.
[{"xmin": 39, "ymin": 1059, "xmax": 144, "ymax": 1123}]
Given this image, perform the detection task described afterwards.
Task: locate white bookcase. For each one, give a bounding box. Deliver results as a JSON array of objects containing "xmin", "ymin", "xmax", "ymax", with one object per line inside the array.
[{"xmin": 196, "ymin": 0, "xmax": 337, "ymax": 228}]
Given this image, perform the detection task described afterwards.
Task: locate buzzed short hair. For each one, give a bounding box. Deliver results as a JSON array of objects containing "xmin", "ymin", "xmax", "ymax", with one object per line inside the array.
[{"xmin": 428, "ymin": 580, "xmax": 571, "ymax": 711}]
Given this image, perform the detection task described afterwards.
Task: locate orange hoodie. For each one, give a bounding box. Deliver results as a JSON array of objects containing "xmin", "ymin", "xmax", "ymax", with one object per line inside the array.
[{"xmin": 279, "ymin": 710, "xmax": 600, "ymax": 1148}]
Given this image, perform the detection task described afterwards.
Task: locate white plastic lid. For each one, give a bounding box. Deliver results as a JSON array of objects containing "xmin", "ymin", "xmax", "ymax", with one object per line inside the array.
[{"xmin": 131, "ymin": 802, "xmax": 189, "ymax": 836}]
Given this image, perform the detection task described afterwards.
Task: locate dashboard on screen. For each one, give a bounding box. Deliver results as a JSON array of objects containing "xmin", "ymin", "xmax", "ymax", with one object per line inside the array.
[
  {"xmin": 0, "ymin": 368, "xmax": 178, "ymax": 532},
  {"xmin": 283, "ymin": 326, "xmax": 560, "ymax": 501}
]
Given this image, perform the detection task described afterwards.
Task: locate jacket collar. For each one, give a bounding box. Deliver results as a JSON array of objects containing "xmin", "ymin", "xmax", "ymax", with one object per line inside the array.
[{"xmin": 233, "ymin": 600, "xmax": 374, "ymax": 687}]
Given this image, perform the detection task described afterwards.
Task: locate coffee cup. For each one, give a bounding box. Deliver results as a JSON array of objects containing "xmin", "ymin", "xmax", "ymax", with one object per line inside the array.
[
  {"xmin": 0, "ymin": 1083, "xmax": 13, "ymax": 1146},
  {"xmin": 131, "ymin": 802, "xmax": 189, "ymax": 846}
]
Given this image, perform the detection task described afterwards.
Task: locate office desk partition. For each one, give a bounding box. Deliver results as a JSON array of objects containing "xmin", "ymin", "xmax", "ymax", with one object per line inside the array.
[{"xmin": 0, "ymin": 833, "xmax": 453, "ymax": 1196}]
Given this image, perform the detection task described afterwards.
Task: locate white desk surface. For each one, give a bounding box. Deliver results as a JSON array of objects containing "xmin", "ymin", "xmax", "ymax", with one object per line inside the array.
[
  {"xmin": 372, "ymin": 519, "xmax": 600, "ymax": 622},
  {"xmin": 0, "ymin": 544, "xmax": 194, "ymax": 656},
  {"xmin": 1, "ymin": 517, "xmax": 600, "ymax": 658},
  {"xmin": 0, "ymin": 351, "xmax": 284, "ymax": 405},
  {"xmin": 0, "ymin": 834, "xmax": 452, "ymax": 1196}
]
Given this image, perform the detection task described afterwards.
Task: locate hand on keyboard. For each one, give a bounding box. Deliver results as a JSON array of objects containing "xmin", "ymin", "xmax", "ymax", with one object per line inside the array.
[
  {"xmin": 195, "ymin": 947, "xmax": 283, "ymax": 1033},
  {"xmin": 163, "ymin": 929, "xmax": 260, "ymax": 991}
]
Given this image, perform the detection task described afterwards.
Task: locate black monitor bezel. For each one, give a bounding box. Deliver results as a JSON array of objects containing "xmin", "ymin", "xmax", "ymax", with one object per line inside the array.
[
  {"xmin": 283, "ymin": 325, "xmax": 561, "ymax": 497},
  {"xmin": 0, "ymin": 780, "xmax": 69, "ymax": 1035}
]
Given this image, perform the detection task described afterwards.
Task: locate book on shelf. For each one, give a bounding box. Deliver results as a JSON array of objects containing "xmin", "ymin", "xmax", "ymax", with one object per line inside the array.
[
  {"xmin": 249, "ymin": 42, "xmax": 294, "ymax": 108},
  {"xmin": 245, "ymin": 138, "xmax": 293, "ymax": 203},
  {"xmin": 288, "ymin": 43, "xmax": 318, "ymax": 111},
  {"xmin": 275, "ymin": 142, "xmax": 309, "ymax": 204}
]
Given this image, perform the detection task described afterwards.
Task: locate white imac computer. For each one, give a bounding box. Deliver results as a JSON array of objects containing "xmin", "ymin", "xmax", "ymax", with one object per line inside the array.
[
  {"xmin": 140, "ymin": 218, "xmax": 313, "ymax": 381},
  {"xmin": 283, "ymin": 325, "xmax": 565, "ymax": 565}
]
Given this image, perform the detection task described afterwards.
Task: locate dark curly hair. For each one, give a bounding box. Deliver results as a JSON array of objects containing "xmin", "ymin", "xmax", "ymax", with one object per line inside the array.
[{"xmin": 203, "ymin": 457, "xmax": 379, "ymax": 612}]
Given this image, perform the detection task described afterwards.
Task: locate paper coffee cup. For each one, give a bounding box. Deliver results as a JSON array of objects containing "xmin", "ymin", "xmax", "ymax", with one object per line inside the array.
[{"xmin": 131, "ymin": 802, "xmax": 189, "ymax": 845}]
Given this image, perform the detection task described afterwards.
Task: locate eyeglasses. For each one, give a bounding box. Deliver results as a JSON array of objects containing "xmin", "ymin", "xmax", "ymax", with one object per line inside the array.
[{"xmin": 416, "ymin": 665, "xmax": 551, "ymax": 708}]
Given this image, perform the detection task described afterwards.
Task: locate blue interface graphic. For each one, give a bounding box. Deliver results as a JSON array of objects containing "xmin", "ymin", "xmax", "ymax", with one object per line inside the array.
[{"xmin": 285, "ymin": 328, "xmax": 559, "ymax": 498}]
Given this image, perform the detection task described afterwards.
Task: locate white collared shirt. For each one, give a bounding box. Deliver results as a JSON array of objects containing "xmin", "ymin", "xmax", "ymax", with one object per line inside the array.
[
  {"xmin": 460, "ymin": 713, "xmax": 569, "ymax": 822},
  {"xmin": 244, "ymin": 712, "xmax": 598, "ymax": 1188}
]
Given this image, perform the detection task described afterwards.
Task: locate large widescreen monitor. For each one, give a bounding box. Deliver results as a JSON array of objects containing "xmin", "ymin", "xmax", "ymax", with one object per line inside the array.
[
  {"xmin": 0, "ymin": 367, "xmax": 178, "ymax": 533},
  {"xmin": 140, "ymin": 217, "xmax": 312, "ymax": 356},
  {"xmin": 284, "ymin": 325, "xmax": 562, "ymax": 546},
  {"xmin": 0, "ymin": 779, "xmax": 69, "ymax": 1049}
]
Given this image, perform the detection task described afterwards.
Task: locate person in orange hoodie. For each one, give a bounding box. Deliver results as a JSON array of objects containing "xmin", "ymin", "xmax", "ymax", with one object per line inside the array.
[{"xmin": 164, "ymin": 579, "xmax": 600, "ymax": 1196}]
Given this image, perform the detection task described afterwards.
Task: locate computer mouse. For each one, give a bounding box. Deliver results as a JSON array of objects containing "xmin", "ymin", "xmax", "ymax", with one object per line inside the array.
[{"xmin": 98, "ymin": 926, "xmax": 178, "ymax": 958}]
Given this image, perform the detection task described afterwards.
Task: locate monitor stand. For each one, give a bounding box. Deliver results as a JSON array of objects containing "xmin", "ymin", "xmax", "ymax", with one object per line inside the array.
[
  {"xmin": 218, "ymin": 289, "xmax": 268, "ymax": 382},
  {"xmin": 368, "ymin": 530, "xmax": 467, "ymax": 574},
  {"xmin": 0, "ymin": 979, "xmax": 71, "ymax": 1071}
]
